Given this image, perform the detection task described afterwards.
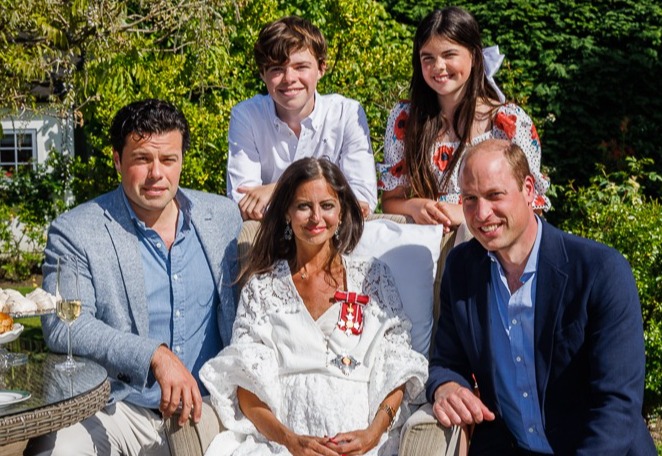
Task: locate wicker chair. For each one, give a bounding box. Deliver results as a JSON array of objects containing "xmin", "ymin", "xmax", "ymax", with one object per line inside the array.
[{"xmin": 165, "ymin": 217, "xmax": 473, "ymax": 456}]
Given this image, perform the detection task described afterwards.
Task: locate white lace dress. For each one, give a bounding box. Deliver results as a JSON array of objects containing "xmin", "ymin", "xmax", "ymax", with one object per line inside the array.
[{"xmin": 199, "ymin": 256, "xmax": 428, "ymax": 455}]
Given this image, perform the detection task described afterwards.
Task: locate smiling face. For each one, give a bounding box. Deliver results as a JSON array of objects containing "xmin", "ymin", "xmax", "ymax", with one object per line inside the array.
[
  {"xmin": 113, "ymin": 130, "xmax": 183, "ymax": 226},
  {"xmin": 261, "ymin": 47, "xmax": 325, "ymax": 123},
  {"xmin": 286, "ymin": 177, "xmax": 341, "ymax": 255},
  {"xmin": 459, "ymin": 143, "xmax": 538, "ymax": 265},
  {"xmin": 420, "ymin": 35, "xmax": 473, "ymax": 105}
]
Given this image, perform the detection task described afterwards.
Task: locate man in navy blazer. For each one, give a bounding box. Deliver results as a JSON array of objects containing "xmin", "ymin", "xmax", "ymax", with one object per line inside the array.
[
  {"xmin": 27, "ymin": 99, "xmax": 242, "ymax": 455},
  {"xmin": 427, "ymin": 139, "xmax": 655, "ymax": 455}
]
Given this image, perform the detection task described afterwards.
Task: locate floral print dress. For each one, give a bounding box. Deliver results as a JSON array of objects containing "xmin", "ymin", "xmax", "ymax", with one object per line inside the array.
[{"xmin": 378, "ymin": 101, "xmax": 551, "ymax": 211}]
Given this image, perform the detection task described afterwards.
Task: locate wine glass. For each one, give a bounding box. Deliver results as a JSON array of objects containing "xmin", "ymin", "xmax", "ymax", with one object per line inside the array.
[{"xmin": 54, "ymin": 256, "xmax": 84, "ymax": 371}]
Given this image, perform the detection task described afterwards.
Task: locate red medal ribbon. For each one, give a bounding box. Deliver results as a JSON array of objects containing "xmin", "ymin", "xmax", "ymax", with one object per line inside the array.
[{"xmin": 334, "ymin": 291, "xmax": 370, "ymax": 335}]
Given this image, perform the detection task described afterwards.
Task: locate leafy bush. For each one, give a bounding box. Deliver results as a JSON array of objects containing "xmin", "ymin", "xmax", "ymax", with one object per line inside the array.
[
  {"xmin": 558, "ymin": 157, "xmax": 662, "ymax": 415},
  {"xmin": 0, "ymin": 152, "xmax": 72, "ymax": 281}
]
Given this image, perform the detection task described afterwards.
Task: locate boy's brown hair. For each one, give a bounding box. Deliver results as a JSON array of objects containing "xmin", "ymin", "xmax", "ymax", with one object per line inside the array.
[{"xmin": 254, "ymin": 16, "xmax": 327, "ymax": 74}]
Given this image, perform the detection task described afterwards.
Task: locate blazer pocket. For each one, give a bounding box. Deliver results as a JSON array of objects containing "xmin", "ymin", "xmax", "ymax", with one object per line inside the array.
[{"xmin": 552, "ymin": 320, "xmax": 585, "ymax": 369}]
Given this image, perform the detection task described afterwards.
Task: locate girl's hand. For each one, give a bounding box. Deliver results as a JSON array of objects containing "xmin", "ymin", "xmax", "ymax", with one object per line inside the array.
[
  {"xmin": 407, "ymin": 198, "xmax": 449, "ymax": 225},
  {"xmin": 435, "ymin": 202, "xmax": 465, "ymax": 231}
]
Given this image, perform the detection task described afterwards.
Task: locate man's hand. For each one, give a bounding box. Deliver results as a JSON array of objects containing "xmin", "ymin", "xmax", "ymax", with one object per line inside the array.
[
  {"xmin": 432, "ymin": 382, "xmax": 495, "ymax": 427},
  {"xmin": 237, "ymin": 183, "xmax": 276, "ymax": 221},
  {"xmin": 151, "ymin": 345, "xmax": 202, "ymax": 426}
]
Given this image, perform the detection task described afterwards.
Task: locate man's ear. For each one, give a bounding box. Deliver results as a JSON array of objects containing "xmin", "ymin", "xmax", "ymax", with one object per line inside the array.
[
  {"xmin": 524, "ymin": 175, "xmax": 535, "ymax": 202},
  {"xmin": 318, "ymin": 60, "xmax": 327, "ymax": 79},
  {"xmin": 112, "ymin": 150, "xmax": 122, "ymax": 174}
]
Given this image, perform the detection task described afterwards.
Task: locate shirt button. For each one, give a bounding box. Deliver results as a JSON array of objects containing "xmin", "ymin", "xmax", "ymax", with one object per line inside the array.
[
  {"xmin": 173, "ymin": 274, "xmax": 178, "ymax": 280},
  {"xmin": 528, "ymin": 427, "xmax": 535, "ymax": 433},
  {"xmin": 175, "ymin": 310, "xmax": 181, "ymax": 318},
  {"xmin": 174, "ymin": 346, "xmax": 181, "ymax": 353},
  {"xmin": 156, "ymin": 242, "xmax": 162, "ymax": 248},
  {"xmin": 511, "ymin": 318, "xmax": 518, "ymax": 325},
  {"xmin": 516, "ymin": 356, "xmax": 522, "ymax": 362},
  {"xmin": 522, "ymin": 392, "xmax": 528, "ymax": 398}
]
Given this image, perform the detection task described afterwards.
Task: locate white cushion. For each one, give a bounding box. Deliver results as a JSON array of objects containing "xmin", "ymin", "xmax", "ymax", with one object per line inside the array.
[{"xmin": 353, "ymin": 219, "xmax": 444, "ymax": 356}]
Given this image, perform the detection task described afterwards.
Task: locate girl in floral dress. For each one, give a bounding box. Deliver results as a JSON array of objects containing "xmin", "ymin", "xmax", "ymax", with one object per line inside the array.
[{"xmin": 379, "ymin": 7, "xmax": 550, "ymax": 228}]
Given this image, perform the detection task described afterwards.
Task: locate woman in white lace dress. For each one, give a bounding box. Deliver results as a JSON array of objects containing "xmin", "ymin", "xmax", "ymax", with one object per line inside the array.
[
  {"xmin": 379, "ymin": 7, "xmax": 550, "ymax": 228},
  {"xmin": 200, "ymin": 158, "xmax": 427, "ymax": 456}
]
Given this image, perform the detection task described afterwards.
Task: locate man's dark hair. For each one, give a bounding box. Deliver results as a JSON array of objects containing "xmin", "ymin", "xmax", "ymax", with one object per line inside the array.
[{"xmin": 110, "ymin": 99, "xmax": 190, "ymax": 160}]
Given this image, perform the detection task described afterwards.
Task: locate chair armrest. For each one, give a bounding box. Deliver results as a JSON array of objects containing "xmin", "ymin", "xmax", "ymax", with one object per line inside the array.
[
  {"xmin": 399, "ymin": 403, "xmax": 467, "ymax": 456},
  {"xmin": 164, "ymin": 398, "xmax": 223, "ymax": 456}
]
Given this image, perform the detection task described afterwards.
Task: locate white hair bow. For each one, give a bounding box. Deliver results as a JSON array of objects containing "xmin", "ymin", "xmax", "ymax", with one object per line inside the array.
[{"xmin": 483, "ymin": 45, "xmax": 506, "ymax": 103}]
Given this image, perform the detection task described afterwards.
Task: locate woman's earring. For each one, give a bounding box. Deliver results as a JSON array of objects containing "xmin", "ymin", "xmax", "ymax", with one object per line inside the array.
[
  {"xmin": 334, "ymin": 221, "xmax": 341, "ymax": 240},
  {"xmin": 284, "ymin": 221, "xmax": 293, "ymax": 241}
]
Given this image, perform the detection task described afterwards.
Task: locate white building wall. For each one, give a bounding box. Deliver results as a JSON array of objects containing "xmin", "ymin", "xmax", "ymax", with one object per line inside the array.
[{"xmin": 1, "ymin": 109, "xmax": 75, "ymax": 164}]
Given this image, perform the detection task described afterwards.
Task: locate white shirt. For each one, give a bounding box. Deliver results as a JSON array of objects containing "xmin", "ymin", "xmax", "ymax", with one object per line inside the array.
[{"xmin": 226, "ymin": 92, "xmax": 378, "ymax": 210}]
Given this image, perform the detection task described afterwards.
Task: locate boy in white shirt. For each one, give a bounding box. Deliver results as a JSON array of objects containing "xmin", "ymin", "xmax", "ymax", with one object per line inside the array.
[{"xmin": 227, "ymin": 16, "xmax": 378, "ymax": 220}]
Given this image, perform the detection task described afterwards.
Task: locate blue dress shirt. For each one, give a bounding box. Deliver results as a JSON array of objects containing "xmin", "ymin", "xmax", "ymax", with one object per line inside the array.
[
  {"xmin": 121, "ymin": 191, "xmax": 221, "ymax": 409},
  {"xmin": 488, "ymin": 217, "xmax": 553, "ymax": 454}
]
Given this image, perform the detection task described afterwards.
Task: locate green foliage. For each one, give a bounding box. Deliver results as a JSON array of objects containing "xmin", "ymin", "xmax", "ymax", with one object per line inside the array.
[
  {"xmin": 558, "ymin": 157, "xmax": 662, "ymax": 415},
  {"xmin": 0, "ymin": 203, "xmax": 47, "ymax": 281},
  {"xmin": 0, "ymin": 153, "xmax": 73, "ymax": 280}
]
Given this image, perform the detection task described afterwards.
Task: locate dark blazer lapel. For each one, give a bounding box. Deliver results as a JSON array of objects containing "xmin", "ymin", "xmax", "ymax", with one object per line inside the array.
[
  {"xmin": 469, "ymin": 248, "xmax": 501, "ymax": 413},
  {"xmin": 534, "ymin": 221, "xmax": 569, "ymax": 408},
  {"xmin": 103, "ymin": 188, "xmax": 149, "ymax": 335},
  {"xmin": 469, "ymin": 253, "xmax": 492, "ymax": 368}
]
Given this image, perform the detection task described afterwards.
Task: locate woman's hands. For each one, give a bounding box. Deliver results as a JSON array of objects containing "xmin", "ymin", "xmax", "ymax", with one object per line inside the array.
[
  {"xmin": 238, "ymin": 387, "xmax": 341, "ymax": 455},
  {"xmin": 283, "ymin": 433, "xmax": 341, "ymax": 456},
  {"xmin": 324, "ymin": 428, "xmax": 382, "ymax": 456}
]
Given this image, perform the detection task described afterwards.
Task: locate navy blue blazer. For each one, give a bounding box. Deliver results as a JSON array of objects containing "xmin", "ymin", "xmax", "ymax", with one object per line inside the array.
[{"xmin": 427, "ymin": 220, "xmax": 655, "ymax": 455}]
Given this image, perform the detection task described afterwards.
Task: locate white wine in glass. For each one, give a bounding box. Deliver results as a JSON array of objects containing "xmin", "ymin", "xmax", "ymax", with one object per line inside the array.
[
  {"xmin": 55, "ymin": 256, "xmax": 85, "ymax": 371},
  {"xmin": 56, "ymin": 299, "xmax": 82, "ymax": 323}
]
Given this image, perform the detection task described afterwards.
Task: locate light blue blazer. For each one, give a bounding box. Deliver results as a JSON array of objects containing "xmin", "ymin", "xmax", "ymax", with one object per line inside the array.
[{"xmin": 41, "ymin": 187, "xmax": 242, "ymax": 403}]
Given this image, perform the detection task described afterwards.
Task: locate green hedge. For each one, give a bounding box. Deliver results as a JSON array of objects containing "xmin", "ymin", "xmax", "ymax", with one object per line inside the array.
[{"xmin": 558, "ymin": 157, "xmax": 662, "ymax": 415}]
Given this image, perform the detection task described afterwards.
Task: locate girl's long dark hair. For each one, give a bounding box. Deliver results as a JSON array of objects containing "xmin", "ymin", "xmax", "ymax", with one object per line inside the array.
[
  {"xmin": 238, "ymin": 157, "xmax": 364, "ymax": 284},
  {"xmin": 405, "ymin": 7, "xmax": 501, "ymax": 198}
]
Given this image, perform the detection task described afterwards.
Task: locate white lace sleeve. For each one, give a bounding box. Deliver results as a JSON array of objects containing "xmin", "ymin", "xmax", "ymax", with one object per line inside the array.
[
  {"xmin": 351, "ymin": 259, "xmax": 428, "ymax": 425},
  {"xmin": 199, "ymin": 273, "xmax": 283, "ymax": 436}
]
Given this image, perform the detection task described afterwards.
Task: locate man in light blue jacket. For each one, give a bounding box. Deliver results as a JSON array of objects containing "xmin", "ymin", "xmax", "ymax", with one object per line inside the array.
[{"xmin": 26, "ymin": 99, "xmax": 242, "ymax": 455}]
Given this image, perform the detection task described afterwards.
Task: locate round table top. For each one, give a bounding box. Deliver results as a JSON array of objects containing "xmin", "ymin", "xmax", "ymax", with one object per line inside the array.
[
  {"xmin": 0, "ymin": 353, "xmax": 109, "ymax": 446},
  {"xmin": 0, "ymin": 353, "xmax": 107, "ymax": 418}
]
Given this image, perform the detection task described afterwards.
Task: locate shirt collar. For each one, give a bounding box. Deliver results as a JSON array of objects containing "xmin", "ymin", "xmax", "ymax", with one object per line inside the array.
[
  {"xmin": 119, "ymin": 186, "xmax": 192, "ymax": 233},
  {"xmin": 269, "ymin": 91, "xmax": 322, "ymax": 133},
  {"xmin": 487, "ymin": 215, "xmax": 543, "ymax": 279}
]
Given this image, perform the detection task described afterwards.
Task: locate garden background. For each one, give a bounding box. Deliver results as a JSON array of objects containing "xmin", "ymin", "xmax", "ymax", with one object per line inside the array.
[{"xmin": 1, "ymin": 0, "xmax": 661, "ymax": 432}]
